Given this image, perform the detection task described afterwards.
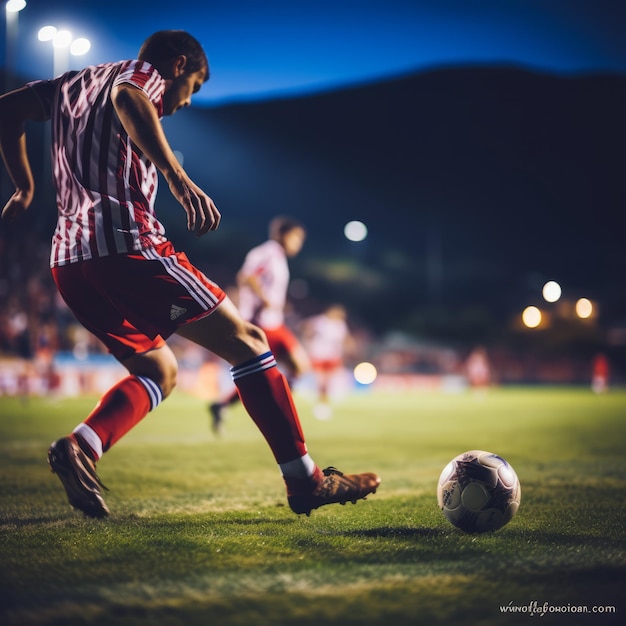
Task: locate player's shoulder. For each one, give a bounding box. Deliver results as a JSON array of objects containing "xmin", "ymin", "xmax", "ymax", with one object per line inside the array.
[
  {"xmin": 250, "ymin": 239, "xmax": 283, "ymax": 257},
  {"xmin": 113, "ymin": 60, "xmax": 164, "ymax": 94}
]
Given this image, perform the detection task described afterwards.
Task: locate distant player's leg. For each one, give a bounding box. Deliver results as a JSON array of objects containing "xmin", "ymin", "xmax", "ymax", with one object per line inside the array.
[
  {"xmin": 264, "ymin": 325, "xmax": 310, "ymax": 390},
  {"xmin": 208, "ymin": 388, "xmax": 239, "ymax": 435},
  {"xmin": 177, "ymin": 298, "xmax": 381, "ymax": 516}
]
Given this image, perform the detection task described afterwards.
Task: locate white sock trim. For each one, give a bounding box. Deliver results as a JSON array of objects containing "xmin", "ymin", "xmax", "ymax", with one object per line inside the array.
[
  {"xmin": 72, "ymin": 423, "xmax": 103, "ymax": 460},
  {"xmin": 136, "ymin": 375, "xmax": 164, "ymax": 411},
  {"xmin": 279, "ymin": 453, "xmax": 316, "ymax": 480}
]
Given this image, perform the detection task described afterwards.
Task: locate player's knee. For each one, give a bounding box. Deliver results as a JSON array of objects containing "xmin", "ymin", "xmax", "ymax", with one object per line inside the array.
[
  {"xmin": 227, "ymin": 320, "xmax": 270, "ymax": 360},
  {"xmin": 139, "ymin": 360, "xmax": 177, "ymax": 398},
  {"xmin": 156, "ymin": 349, "xmax": 178, "ymax": 397},
  {"xmin": 240, "ymin": 322, "xmax": 269, "ymax": 353},
  {"xmin": 157, "ymin": 361, "xmax": 178, "ymax": 398},
  {"xmin": 123, "ymin": 347, "xmax": 178, "ymax": 398}
]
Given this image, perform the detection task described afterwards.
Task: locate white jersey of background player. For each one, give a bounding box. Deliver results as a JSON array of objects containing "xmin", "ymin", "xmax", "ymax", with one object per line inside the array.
[
  {"xmin": 237, "ymin": 238, "xmax": 290, "ymax": 330},
  {"xmin": 302, "ymin": 304, "xmax": 353, "ymax": 420},
  {"xmin": 209, "ymin": 216, "xmax": 310, "ymax": 434},
  {"xmin": 304, "ymin": 308, "xmax": 350, "ymax": 363}
]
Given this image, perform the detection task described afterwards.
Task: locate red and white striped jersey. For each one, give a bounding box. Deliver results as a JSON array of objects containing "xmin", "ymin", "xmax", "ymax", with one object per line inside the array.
[{"xmin": 28, "ymin": 60, "xmax": 168, "ymax": 268}]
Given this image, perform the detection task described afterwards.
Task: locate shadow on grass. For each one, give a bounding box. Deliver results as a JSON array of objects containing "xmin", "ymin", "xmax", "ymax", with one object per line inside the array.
[
  {"xmin": 344, "ymin": 525, "xmax": 626, "ymax": 549},
  {"xmin": 342, "ymin": 526, "xmax": 448, "ymax": 539}
]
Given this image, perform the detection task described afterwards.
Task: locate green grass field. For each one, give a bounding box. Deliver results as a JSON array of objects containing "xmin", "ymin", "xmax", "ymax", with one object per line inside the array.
[{"xmin": 1, "ymin": 387, "xmax": 625, "ymax": 626}]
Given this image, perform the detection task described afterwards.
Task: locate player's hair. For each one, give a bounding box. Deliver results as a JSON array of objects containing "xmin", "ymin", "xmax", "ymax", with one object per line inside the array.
[
  {"xmin": 138, "ymin": 30, "xmax": 209, "ymax": 80},
  {"xmin": 269, "ymin": 215, "xmax": 306, "ymax": 240}
]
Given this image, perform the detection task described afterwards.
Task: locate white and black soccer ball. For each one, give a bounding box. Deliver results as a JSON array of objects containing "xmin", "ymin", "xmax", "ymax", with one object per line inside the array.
[{"xmin": 437, "ymin": 450, "xmax": 521, "ymax": 533}]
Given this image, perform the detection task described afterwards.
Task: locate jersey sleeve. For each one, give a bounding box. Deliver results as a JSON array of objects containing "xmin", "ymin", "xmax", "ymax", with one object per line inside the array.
[
  {"xmin": 26, "ymin": 76, "xmax": 66, "ymax": 121},
  {"xmin": 113, "ymin": 60, "xmax": 165, "ymax": 114}
]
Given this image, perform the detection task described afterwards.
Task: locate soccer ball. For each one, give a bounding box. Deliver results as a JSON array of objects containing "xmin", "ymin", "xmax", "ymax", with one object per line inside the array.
[{"xmin": 437, "ymin": 450, "xmax": 521, "ymax": 533}]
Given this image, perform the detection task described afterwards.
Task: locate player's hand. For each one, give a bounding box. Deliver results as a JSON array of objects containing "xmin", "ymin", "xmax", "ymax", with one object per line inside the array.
[
  {"xmin": 167, "ymin": 173, "xmax": 221, "ymax": 236},
  {"xmin": 1, "ymin": 189, "xmax": 32, "ymax": 221}
]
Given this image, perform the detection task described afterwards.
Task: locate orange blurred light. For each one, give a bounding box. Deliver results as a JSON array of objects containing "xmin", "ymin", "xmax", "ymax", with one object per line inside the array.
[
  {"xmin": 522, "ymin": 306, "xmax": 542, "ymax": 328},
  {"xmin": 576, "ymin": 298, "xmax": 593, "ymax": 319}
]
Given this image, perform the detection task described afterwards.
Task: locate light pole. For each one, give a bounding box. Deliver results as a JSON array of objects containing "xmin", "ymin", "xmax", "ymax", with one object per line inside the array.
[
  {"xmin": 4, "ymin": 0, "xmax": 27, "ymax": 90},
  {"xmin": 36, "ymin": 27, "xmax": 90, "ymax": 195},
  {"xmin": 2, "ymin": 1, "xmax": 26, "ymax": 200},
  {"xmin": 37, "ymin": 25, "xmax": 91, "ymax": 76}
]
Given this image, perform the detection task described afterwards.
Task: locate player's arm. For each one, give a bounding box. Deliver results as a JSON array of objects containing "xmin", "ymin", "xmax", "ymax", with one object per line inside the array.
[
  {"xmin": 111, "ymin": 83, "xmax": 220, "ymax": 235},
  {"xmin": 237, "ymin": 269, "xmax": 271, "ymax": 308},
  {"xmin": 0, "ymin": 87, "xmax": 47, "ymax": 221}
]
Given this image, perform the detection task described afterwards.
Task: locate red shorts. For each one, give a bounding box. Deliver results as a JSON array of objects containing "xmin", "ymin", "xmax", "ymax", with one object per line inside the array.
[
  {"xmin": 52, "ymin": 241, "xmax": 226, "ymax": 361},
  {"xmin": 263, "ymin": 324, "xmax": 300, "ymax": 360},
  {"xmin": 312, "ymin": 358, "xmax": 343, "ymax": 373}
]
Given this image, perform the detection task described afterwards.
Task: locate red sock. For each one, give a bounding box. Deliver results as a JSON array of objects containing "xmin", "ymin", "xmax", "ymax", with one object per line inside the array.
[
  {"xmin": 82, "ymin": 375, "xmax": 162, "ymax": 453},
  {"xmin": 233, "ymin": 357, "xmax": 307, "ymax": 464}
]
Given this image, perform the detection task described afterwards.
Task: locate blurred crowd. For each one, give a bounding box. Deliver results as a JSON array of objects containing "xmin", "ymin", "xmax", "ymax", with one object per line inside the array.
[
  {"xmin": 0, "ymin": 231, "xmax": 106, "ymax": 361},
  {"xmin": 0, "ymin": 231, "xmax": 616, "ymax": 398},
  {"xmin": 0, "ymin": 230, "xmax": 115, "ymax": 396}
]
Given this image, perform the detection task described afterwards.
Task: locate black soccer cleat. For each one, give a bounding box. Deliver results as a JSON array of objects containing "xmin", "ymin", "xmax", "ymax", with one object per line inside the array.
[{"xmin": 48, "ymin": 436, "xmax": 110, "ymax": 518}]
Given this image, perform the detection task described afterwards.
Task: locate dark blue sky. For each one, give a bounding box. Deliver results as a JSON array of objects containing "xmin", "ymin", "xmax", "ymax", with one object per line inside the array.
[{"xmin": 2, "ymin": 0, "xmax": 626, "ymax": 104}]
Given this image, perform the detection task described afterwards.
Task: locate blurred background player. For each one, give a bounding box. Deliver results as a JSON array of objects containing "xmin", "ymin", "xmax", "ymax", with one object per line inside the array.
[
  {"xmin": 209, "ymin": 216, "xmax": 310, "ymax": 433},
  {"xmin": 465, "ymin": 346, "xmax": 492, "ymax": 395},
  {"xmin": 0, "ymin": 30, "xmax": 380, "ymax": 519},
  {"xmin": 591, "ymin": 352, "xmax": 609, "ymax": 394},
  {"xmin": 301, "ymin": 304, "xmax": 354, "ymax": 420}
]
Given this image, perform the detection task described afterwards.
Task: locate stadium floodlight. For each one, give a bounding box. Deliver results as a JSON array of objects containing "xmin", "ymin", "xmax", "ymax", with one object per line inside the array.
[
  {"xmin": 38, "ymin": 25, "xmax": 91, "ymax": 76},
  {"xmin": 38, "ymin": 25, "xmax": 57, "ymax": 42},
  {"xmin": 344, "ymin": 220, "xmax": 368, "ymax": 242},
  {"xmin": 52, "ymin": 29, "xmax": 73, "ymax": 49},
  {"xmin": 5, "ymin": 1, "xmax": 26, "ymax": 91},
  {"xmin": 575, "ymin": 298, "xmax": 593, "ymax": 319},
  {"xmin": 522, "ymin": 306, "xmax": 542, "ymax": 329},
  {"xmin": 70, "ymin": 37, "xmax": 91, "ymax": 56},
  {"xmin": 6, "ymin": 0, "xmax": 27, "ymax": 13},
  {"xmin": 542, "ymin": 280, "xmax": 561, "ymax": 303}
]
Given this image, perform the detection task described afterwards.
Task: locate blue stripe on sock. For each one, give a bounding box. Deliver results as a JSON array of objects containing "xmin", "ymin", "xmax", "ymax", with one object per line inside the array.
[
  {"xmin": 231, "ymin": 352, "xmax": 277, "ymax": 381},
  {"xmin": 136, "ymin": 376, "xmax": 164, "ymax": 411}
]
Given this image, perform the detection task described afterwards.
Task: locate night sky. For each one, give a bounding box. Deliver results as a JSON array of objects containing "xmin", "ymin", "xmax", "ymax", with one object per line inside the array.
[{"xmin": 3, "ymin": 0, "xmax": 626, "ymax": 104}]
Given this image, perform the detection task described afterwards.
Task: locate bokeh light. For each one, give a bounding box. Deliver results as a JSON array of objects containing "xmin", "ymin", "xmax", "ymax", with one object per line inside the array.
[
  {"xmin": 576, "ymin": 298, "xmax": 593, "ymax": 319},
  {"xmin": 344, "ymin": 220, "xmax": 368, "ymax": 242},
  {"xmin": 522, "ymin": 306, "xmax": 542, "ymax": 328},
  {"xmin": 52, "ymin": 30, "xmax": 73, "ymax": 49},
  {"xmin": 353, "ymin": 362, "xmax": 377, "ymax": 385},
  {"xmin": 542, "ymin": 280, "xmax": 562, "ymax": 303},
  {"xmin": 6, "ymin": 0, "xmax": 27, "ymax": 12},
  {"xmin": 70, "ymin": 38, "xmax": 91, "ymax": 56},
  {"xmin": 38, "ymin": 26, "xmax": 57, "ymax": 42}
]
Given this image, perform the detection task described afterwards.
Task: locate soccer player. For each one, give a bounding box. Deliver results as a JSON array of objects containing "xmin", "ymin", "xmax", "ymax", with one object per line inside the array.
[
  {"xmin": 208, "ymin": 216, "xmax": 311, "ymax": 434},
  {"xmin": 465, "ymin": 346, "xmax": 492, "ymax": 394},
  {"xmin": 591, "ymin": 352, "xmax": 609, "ymax": 394},
  {"xmin": 0, "ymin": 30, "xmax": 380, "ymax": 518},
  {"xmin": 301, "ymin": 304, "xmax": 354, "ymax": 420}
]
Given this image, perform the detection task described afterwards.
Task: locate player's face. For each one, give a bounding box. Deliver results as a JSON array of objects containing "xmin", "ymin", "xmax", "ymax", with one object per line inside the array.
[
  {"xmin": 162, "ymin": 66, "xmax": 206, "ymax": 116},
  {"xmin": 282, "ymin": 227, "xmax": 306, "ymax": 257}
]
